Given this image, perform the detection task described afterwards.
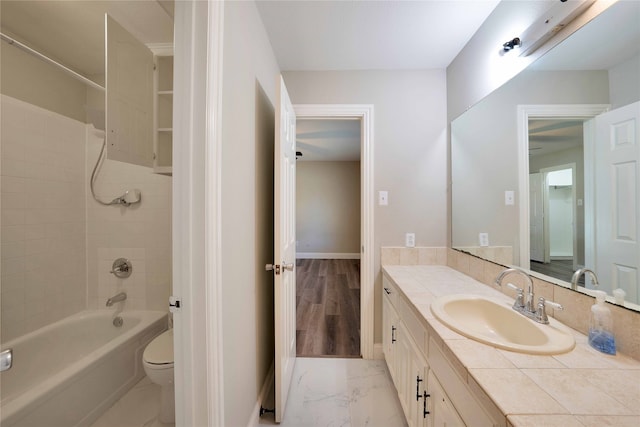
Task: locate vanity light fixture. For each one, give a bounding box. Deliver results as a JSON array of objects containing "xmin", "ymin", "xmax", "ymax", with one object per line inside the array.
[
  {"xmin": 503, "ymin": 37, "xmax": 521, "ymax": 52},
  {"xmin": 514, "ymin": 0, "xmax": 596, "ymax": 57}
]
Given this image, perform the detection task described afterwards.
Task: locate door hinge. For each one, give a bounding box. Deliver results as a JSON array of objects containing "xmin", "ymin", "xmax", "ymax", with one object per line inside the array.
[{"xmin": 169, "ymin": 296, "xmax": 182, "ymax": 312}]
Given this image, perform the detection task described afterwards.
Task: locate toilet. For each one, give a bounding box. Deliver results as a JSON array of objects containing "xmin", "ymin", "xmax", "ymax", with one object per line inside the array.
[{"xmin": 143, "ymin": 329, "xmax": 174, "ymax": 424}]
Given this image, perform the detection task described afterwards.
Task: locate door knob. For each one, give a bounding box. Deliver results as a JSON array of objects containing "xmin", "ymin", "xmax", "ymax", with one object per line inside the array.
[{"xmin": 282, "ymin": 262, "xmax": 294, "ymax": 271}]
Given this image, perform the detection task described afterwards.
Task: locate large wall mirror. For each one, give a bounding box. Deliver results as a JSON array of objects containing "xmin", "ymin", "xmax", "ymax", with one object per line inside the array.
[{"xmin": 452, "ymin": 0, "xmax": 640, "ymax": 310}]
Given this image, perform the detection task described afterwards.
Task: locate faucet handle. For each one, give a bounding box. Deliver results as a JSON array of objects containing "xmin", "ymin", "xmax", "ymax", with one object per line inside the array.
[
  {"xmin": 535, "ymin": 297, "xmax": 563, "ymax": 324},
  {"xmin": 503, "ymin": 283, "xmax": 525, "ymax": 309}
]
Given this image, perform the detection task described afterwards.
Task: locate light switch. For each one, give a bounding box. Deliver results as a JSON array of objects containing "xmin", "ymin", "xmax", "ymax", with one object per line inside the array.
[
  {"xmin": 505, "ymin": 190, "xmax": 515, "ymax": 206},
  {"xmin": 379, "ymin": 191, "xmax": 388, "ymax": 206}
]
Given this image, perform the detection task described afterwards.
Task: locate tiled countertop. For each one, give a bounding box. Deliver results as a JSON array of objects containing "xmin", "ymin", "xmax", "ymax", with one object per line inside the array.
[{"xmin": 382, "ymin": 265, "xmax": 640, "ymax": 427}]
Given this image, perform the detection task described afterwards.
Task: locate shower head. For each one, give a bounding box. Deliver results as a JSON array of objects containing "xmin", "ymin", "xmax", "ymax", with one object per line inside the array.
[{"xmin": 110, "ymin": 189, "xmax": 141, "ymax": 207}]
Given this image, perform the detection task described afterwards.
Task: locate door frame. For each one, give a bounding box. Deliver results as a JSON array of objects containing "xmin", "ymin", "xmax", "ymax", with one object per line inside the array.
[
  {"xmin": 173, "ymin": 1, "xmax": 225, "ymax": 426},
  {"xmin": 539, "ymin": 163, "xmax": 577, "ymax": 265},
  {"xmin": 294, "ymin": 104, "xmax": 375, "ymax": 359},
  {"xmin": 516, "ymin": 104, "xmax": 609, "ymax": 269}
]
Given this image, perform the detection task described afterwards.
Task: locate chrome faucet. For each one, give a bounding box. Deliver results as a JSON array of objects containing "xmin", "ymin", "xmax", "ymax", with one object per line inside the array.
[
  {"xmin": 494, "ymin": 267, "xmax": 535, "ymax": 312},
  {"xmin": 494, "ymin": 267, "xmax": 563, "ymax": 324},
  {"xmin": 106, "ymin": 292, "xmax": 127, "ymax": 307},
  {"xmin": 571, "ymin": 268, "xmax": 599, "ymax": 291}
]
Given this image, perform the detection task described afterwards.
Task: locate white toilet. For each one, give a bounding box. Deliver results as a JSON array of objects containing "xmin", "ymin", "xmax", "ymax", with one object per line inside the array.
[{"xmin": 143, "ymin": 329, "xmax": 174, "ymax": 424}]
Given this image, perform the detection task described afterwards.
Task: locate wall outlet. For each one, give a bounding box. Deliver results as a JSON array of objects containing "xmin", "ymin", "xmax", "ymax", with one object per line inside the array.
[
  {"xmin": 405, "ymin": 233, "xmax": 415, "ymax": 248},
  {"xmin": 379, "ymin": 191, "xmax": 388, "ymax": 206},
  {"xmin": 479, "ymin": 232, "xmax": 489, "ymax": 247}
]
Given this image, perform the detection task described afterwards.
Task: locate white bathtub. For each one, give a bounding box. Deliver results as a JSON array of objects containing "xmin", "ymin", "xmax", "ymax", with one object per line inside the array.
[{"xmin": 0, "ymin": 310, "xmax": 167, "ymax": 427}]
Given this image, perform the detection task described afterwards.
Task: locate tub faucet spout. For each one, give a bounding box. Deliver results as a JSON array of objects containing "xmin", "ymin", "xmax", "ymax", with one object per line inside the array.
[{"xmin": 106, "ymin": 292, "xmax": 127, "ymax": 307}]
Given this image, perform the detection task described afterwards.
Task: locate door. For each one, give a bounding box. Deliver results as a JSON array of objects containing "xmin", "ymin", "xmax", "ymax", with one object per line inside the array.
[
  {"xmin": 529, "ymin": 172, "xmax": 544, "ymax": 262},
  {"xmin": 594, "ymin": 101, "xmax": 640, "ymax": 302},
  {"xmin": 273, "ymin": 75, "xmax": 297, "ymax": 422}
]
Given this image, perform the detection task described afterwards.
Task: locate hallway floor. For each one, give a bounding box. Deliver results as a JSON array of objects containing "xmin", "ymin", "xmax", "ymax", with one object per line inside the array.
[
  {"xmin": 296, "ymin": 259, "xmax": 361, "ymax": 357},
  {"xmin": 258, "ymin": 357, "xmax": 407, "ymax": 427}
]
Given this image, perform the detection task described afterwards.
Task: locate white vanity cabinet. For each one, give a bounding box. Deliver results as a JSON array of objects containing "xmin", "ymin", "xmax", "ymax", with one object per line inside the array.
[
  {"xmin": 383, "ymin": 279, "xmax": 430, "ymax": 427},
  {"xmin": 382, "ymin": 275, "xmax": 498, "ymax": 427},
  {"xmin": 428, "ymin": 370, "xmax": 465, "ymax": 427}
]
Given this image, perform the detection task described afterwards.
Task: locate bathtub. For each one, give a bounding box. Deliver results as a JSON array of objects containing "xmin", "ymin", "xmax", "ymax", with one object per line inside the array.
[{"xmin": 0, "ymin": 310, "xmax": 167, "ymax": 427}]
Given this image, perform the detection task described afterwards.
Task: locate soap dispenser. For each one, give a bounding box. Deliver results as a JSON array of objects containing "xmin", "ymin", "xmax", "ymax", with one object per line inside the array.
[{"xmin": 588, "ymin": 290, "xmax": 616, "ymax": 355}]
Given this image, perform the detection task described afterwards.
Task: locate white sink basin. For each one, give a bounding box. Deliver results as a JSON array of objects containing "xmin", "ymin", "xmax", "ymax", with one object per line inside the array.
[{"xmin": 430, "ymin": 295, "xmax": 575, "ymax": 355}]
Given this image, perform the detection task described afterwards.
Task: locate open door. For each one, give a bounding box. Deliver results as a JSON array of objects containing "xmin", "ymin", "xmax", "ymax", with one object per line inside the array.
[
  {"xmin": 530, "ymin": 172, "xmax": 544, "ymax": 263},
  {"xmin": 593, "ymin": 101, "xmax": 640, "ymax": 302},
  {"xmin": 270, "ymin": 75, "xmax": 297, "ymax": 422}
]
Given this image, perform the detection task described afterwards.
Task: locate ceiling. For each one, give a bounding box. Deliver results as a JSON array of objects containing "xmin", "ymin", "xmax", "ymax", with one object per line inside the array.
[
  {"xmin": 297, "ymin": 119, "xmax": 361, "ymax": 161},
  {"xmin": 0, "ymin": 0, "xmax": 174, "ymax": 77},
  {"xmin": 528, "ymin": 119, "xmax": 585, "ymax": 158},
  {"xmin": 255, "ymin": 0, "xmax": 500, "ymax": 71}
]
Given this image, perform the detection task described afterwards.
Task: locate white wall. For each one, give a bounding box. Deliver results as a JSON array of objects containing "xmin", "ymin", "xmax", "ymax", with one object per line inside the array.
[
  {"xmin": 282, "ymin": 70, "xmax": 447, "ymax": 342},
  {"xmin": 297, "ymin": 161, "xmax": 360, "ymax": 256},
  {"xmin": 1, "ymin": 95, "xmax": 87, "ymax": 342},
  {"xmin": 220, "ymin": 1, "xmax": 280, "ymax": 425}
]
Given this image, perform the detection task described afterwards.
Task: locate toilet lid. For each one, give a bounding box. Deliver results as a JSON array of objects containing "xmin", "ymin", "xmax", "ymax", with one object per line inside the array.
[{"xmin": 144, "ymin": 329, "xmax": 174, "ymax": 365}]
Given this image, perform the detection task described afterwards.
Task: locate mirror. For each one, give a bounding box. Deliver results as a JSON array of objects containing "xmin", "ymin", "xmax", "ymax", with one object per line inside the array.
[{"xmin": 452, "ymin": 0, "xmax": 640, "ymax": 309}]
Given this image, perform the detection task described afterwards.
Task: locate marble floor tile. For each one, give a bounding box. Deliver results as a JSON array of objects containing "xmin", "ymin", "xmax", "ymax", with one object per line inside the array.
[
  {"xmin": 89, "ymin": 376, "xmax": 174, "ymax": 427},
  {"xmin": 259, "ymin": 358, "xmax": 407, "ymax": 427},
  {"xmin": 90, "ymin": 359, "xmax": 403, "ymax": 427}
]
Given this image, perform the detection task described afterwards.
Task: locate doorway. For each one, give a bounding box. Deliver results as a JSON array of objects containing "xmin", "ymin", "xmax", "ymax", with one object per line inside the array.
[
  {"xmin": 295, "ymin": 118, "xmax": 361, "ymax": 357},
  {"xmin": 293, "ymin": 104, "xmax": 375, "ymax": 359}
]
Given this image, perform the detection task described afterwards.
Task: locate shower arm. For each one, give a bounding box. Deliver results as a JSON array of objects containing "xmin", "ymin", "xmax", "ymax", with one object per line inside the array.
[{"xmin": 90, "ymin": 138, "xmax": 141, "ymax": 207}]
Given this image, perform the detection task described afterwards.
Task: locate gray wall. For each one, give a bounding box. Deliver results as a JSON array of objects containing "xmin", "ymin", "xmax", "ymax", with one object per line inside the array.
[
  {"xmin": 0, "ymin": 40, "xmax": 87, "ymax": 121},
  {"xmin": 283, "ymin": 70, "xmax": 447, "ymax": 342},
  {"xmin": 220, "ymin": 1, "xmax": 279, "ymax": 425},
  {"xmin": 297, "ymin": 161, "xmax": 360, "ymax": 255},
  {"xmin": 446, "ymin": 0, "xmax": 614, "ymax": 122},
  {"xmin": 451, "ymin": 69, "xmax": 609, "ymax": 264},
  {"xmin": 609, "ymin": 53, "xmax": 640, "ymax": 110}
]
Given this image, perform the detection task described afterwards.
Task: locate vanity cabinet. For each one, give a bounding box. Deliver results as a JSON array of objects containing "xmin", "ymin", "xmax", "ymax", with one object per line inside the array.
[
  {"xmin": 383, "ymin": 279, "xmax": 430, "ymax": 427},
  {"xmin": 382, "ymin": 276, "xmax": 498, "ymax": 427}
]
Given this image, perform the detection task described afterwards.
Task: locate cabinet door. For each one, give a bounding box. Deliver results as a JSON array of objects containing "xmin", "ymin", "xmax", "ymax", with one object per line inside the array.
[
  {"xmin": 428, "ymin": 371, "xmax": 465, "ymax": 427},
  {"xmin": 382, "ymin": 295, "xmax": 398, "ymax": 381},
  {"xmin": 406, "ymin": 340, "xmax": 427, "ymax": 427}
]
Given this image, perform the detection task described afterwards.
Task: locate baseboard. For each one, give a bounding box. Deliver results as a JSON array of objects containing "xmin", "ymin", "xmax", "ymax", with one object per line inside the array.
[
  {"xmin": 296, "ymin": 252, "xmax": 361, "ymax": 260},
  {"xmin": 550, "ymin": 255, "xmax": 573, "ymax": 260},
  {"xmin": 373, "ymin": 343, "xmax": 384, "ymax": 360},
  {"xmin": 247, "ymin": 360, "xmax": 275, "ymax": 427}
]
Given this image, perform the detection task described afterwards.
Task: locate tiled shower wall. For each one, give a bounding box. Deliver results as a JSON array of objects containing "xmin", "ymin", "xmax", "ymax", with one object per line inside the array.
[
  {"xmin": 1, "ymin": 95, "xmax": 172, "ymax": 344},
  {"xmin": 1, "ymin": 95, "xmax": 87, "ymax": 342},
  {"xmin": 85, "ymin": 129, "xmax": 172, "ymax": 311}
]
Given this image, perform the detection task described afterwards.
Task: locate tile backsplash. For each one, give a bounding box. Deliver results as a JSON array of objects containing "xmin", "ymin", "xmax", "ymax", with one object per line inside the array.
[{"xmin": 380, "ymin": 246, "xmax": 640, "ymax": 361}]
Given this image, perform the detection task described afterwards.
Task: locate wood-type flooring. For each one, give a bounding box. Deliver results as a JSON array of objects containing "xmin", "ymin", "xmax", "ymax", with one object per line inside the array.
[{"xmin": 296, "ymin": 258, "xmax": 361, "ymax": 357}]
